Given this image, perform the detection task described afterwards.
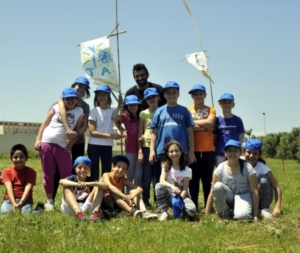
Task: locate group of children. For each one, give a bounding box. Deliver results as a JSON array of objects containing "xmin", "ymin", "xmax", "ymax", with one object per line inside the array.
[{"xmin": 0, "ymin": 75, "xmax": 282, "ymax": 222}]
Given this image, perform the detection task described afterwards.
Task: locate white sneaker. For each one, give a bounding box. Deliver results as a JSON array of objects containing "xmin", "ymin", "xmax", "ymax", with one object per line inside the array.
[
  {"xmin": 44, "ymin": 202, "xmax": 54, "ymax": 211},
  {"xmin": 261, "ymin": 208, "xmax": 272, "ymax": 219},
  {"xmin": 142, "ymin": 211, "xmax": 158, "ymax": 220},
  {"xmin": 159, "ymin": 211, "xmax": 169, "ymax": 221}
]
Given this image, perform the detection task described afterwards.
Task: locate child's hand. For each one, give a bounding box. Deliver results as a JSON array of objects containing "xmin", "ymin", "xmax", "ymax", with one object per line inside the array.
[
  {"xmin": 123, "ymin": 196, "xmax": 132, "ymax": 206},
  {"xmin": 122, "ymin": 130, "xmax": 127, "ymax": 138},
  {"xmin": 138, "ymin": 135, "xmax": 144, "ymax": 142},
  {"xmin": 34, "ymin": 141, "xmax": 41, "ymax": 151},
  {"xmin": 187, "ymin": 151, "xmax": 196, "ymax": 165},
  {"xmin": 149, "ymin": 150, "xmax": 156, "ymax": 165},
  {"xmin": 111, "ymin": 134, "xmax": 122, "ymax": 140},
  {"xmin": 118, "ymin": 94, "xmax": 123, "ymax": 105},
  {"xmin": 66, "ymin": 129, "xmax": 76, "ymax": 139},
  {"xmin": 138, "ymin": 152, "xmax": 144, "ymax": 163},
  {"xmin": 172, "ymin": 187, "xmax": 181, "ymax": 195}
]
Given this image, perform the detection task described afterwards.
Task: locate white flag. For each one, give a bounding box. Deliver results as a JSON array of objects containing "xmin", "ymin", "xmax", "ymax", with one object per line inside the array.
[
  {"xmin": 186, "ymin": 52, "xmax": 211, "ymax": 80},
  {"xmin": 80, "ymin": 37, "xmax": 119, "ymax": 91}
]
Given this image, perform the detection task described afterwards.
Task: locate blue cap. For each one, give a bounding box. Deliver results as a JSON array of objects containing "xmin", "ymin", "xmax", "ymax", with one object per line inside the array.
[
  {"xmin": 74, "ymin": 76, "xmax": 90, "ymax": 89},
  {"xmin": 188, "ymin": 84, "xmax": 206, "ymax": 94},
  {"xmin": 124, "ymin": 95, "xmax": 140, "ymax": 105},
  {"xmin": 73, "ymin": 156, "xmax": 92, "ymax": 168},
  {"xmin": 172, "ymin": 195, "xmax": 185, "ymax": 218},
  {"xmin": 218, "ymin": 93, "xmax": 234, "ymax": 102},
  {"xmin": 62, "ymin": 87, "xmax": 78, "ymax": 98},
  {"xmin": 161, "ymin": 81, "xmax": 180, "ymax": 93},
  {"xmin": 224, "ymin": 139, "xmax": 241, "ymax": 150},
  {"xmin": 245, "ymin": 139, "xmax": 262, "ymax": 150},
  {"xmin": 144, "ymin": 87, "xmax": 159, "ymax": 99},
  {"xmin": 94, "ymin": 85, "xmax": 111, "ymax": 94},
  {"xmin": 112, "ymin": 155, "xmax": 130, "ymax": 167}
]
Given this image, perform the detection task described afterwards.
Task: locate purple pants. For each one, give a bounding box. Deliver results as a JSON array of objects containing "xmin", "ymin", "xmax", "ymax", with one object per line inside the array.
[{"xmin": 40, "ymin": 143, "xmax": 72, "ymax": 194}]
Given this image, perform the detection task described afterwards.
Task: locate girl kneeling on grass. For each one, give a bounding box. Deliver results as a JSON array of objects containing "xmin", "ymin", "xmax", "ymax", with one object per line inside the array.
[
  {"xmin": 100, "ymin": 155, "xmax": 157, "ymax": 219},
  {"xmin": 59, "ymin": 156, "xmax": 108, "ymax": 221},
  {"xmin": 244, "ymin": 139, "xmax": 282, "ymax": 218},
  {"xmin": 1, "ymin": 144, "xmax": 37, "ymax": 215},
  {"xmin": 205, "ymin": 140, "xmax": 259, "ymax": 220},
  {"xmin": 155, "ymin": 141, "xmax": 196, "ymax": 221}
]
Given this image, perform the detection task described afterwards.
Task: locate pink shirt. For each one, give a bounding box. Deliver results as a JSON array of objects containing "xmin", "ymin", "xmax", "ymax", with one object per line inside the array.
[{"xmin": 122, "ymin": 114, "xmax": 139, "ymax": 153}]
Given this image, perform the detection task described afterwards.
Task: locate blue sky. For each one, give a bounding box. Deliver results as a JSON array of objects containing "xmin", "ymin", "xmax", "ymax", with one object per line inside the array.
[{"xmin": 1, "ymin": 0, "xmax": 299, "ymax": 136}]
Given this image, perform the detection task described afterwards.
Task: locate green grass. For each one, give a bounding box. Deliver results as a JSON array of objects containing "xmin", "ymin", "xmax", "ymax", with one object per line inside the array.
[{"xmin": 0, "ymin": 158, "xmax": 299, "ymax": 253}]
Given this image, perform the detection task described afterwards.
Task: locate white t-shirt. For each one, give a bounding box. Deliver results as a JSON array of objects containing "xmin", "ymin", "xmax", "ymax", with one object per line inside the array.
[
  {"xmin": 254, "ymin": 161, "xmax": 271, "ymax": 177},
  {"xmin": 88, "ymin": 107, "xmax": 115, "ymax": 146},
  {"xmin": 42, "ymin": 104, "xmax": 84, "ymax": 148},
  {"xmin": 162, "ymin": 166, "xmax": 192, "ymax": 196}
]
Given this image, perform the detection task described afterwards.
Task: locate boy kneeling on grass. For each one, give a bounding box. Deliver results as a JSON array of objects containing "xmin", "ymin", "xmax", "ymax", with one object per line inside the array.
[
  {"xmin": 101, "ymin": 155, "xmax": 157, "ymax": 219},
  {"xmin": 59, "ymin": 156, "xmax": 107, "ymax": 221}
]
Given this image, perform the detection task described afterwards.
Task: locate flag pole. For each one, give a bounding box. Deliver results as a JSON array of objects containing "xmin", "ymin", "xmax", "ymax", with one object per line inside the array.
[
  {"xmin": 182, "ymin": 0, "xmax": 214, "ymax": 107},
  {"xmin": 115, "ymin": 0, "xmax": 124, "ymax": 154}
]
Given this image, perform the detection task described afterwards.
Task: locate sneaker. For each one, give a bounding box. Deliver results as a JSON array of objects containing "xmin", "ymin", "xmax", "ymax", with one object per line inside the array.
[
  {"xmin": 76, "ymin": 212, "xmax": 87, "ymax": 221},
  {"xmin": 261, "ymin": 208, "xmax": 272, "ymax": 219},
  {"xmin": 159, "ymin": 211, "xmax": 169, "ymax": 221},
  {"xmin": 33, "ymin": 202, "xmax": 45, "ymax": 212},
  {"xmin": 142, "ymin": 210, "xmax": 158, "ymax": 220},
  {"xmin": 44, "ymin": 202, "xmax": 54, "ymax": 211},
  {"xmin": 90, "ymin": 210, "xmax": 102, "ymax": 221},
  {"xmin": 155, "ymin": 205, "xmax": 164, "ymax": 213},
  {"xmin": 131, "ymin": 209, "xmax": 142, "ymax": 218}
]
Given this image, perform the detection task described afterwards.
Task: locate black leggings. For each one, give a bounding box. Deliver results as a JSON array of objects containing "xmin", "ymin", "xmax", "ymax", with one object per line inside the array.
[{"xmin": 189, "ymin": 151, "xmax": 215, "ymax": 209}]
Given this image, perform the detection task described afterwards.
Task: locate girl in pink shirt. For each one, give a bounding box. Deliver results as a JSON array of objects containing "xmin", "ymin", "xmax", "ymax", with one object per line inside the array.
[{"xmin": 112, "ymin": 95, "xmax": 142, "ymax": 189}]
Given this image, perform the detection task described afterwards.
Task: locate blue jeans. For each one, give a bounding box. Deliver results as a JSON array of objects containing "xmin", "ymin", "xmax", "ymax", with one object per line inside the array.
[
  {"xmin": 88, "ymin": 144, "xmax": 112, "ymax": 180},
  {"xmin": 0, "ymin": 199, "xmax": 32, "ymax": 215},
  {"xmin": 142, "ymin": 147, "xmax": 155, "ymax": 203}
]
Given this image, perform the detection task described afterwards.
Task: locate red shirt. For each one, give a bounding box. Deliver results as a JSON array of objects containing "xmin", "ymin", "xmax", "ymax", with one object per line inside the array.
[{"xmin": 2, "ymin": 166, "xmax": 36, "ymax": 201}]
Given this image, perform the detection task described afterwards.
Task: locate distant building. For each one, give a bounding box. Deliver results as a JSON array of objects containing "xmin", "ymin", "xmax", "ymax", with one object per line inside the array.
[{"xmin": 0, "ymin": 121, "xmax": 123, "ymax": 153}]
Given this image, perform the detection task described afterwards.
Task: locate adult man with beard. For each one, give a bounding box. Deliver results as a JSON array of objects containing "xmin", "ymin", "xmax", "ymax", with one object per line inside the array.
[{"xmin": 125, "ymin": 63, "xmax": 166, "ymax": 110}]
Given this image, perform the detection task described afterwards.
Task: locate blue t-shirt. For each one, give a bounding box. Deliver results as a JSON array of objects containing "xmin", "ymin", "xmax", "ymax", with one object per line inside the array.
[
  {"xmin": 214, "ymin": 115, "xmax": 245, "ymax": 156},
  {"xmin": 150, "ymin": 105, "xmax": 194, "ymax": 155}
]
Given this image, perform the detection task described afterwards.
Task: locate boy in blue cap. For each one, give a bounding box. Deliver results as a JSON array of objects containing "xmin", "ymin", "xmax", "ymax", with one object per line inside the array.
[
  {"xmin": 214, "ymin": 93, "xmax": 245, "ymax": 166},
  {"xmin": 149, "ymin": 81, "xmax": 195, "ymax": 212},
  {"xmin": 59, "ymin": 156, "xmax": 107, "ymax": 221}
]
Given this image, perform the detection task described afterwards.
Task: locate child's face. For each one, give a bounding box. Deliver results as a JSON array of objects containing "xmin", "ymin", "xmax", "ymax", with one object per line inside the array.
[
  {"xmin": 127, "ymin": 104, "xmax": 139, "ymax": 114},
  {"xmin": 96, "ymin": 91, "xmax": 109, "ymax": 106},
  {"xmin": 224, "ymin": 147, "xmax": 241, "ymax": 161},
  {"xmin": 63, "ymin": 97, "xmax": 78, "ymax": 110},
  {"xmin": 167, "ymin": 144, "xmax": 182, "ymax": 163},
  {"xmin": 11, "ymin": 150, "xmax": 28, "ymax": 170},
  {"xmin": 146, "ymin": 95, "xmax": 159, "ymax": 107},
  {"xmin": 244, "ymin": 149, "xmax": 260, "ymax": 167},
  {"xmin": 191, "ymin": 91, "xmax": 206, "ymax": 105},
  {"xmin": 74, "ymin": 84, "xmax": 87, "ymax": 98},
  {"xmin": 164, "ymin": 88, "xmax": 179, "ymax": 105},
  {"xmin": 75, "ymin": 163, "xmax": 91, "ymax": 180},
  {"xmin": 219, "ymin": 100, "xmax": 235, "ymax": 112},
  {"xmin": 112, "ymin": 161, "xmax": 128, "ymax": 178}
]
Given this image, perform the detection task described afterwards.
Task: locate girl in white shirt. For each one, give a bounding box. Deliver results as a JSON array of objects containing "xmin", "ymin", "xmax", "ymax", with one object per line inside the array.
[
  {"xmin": 88, "ymin": 85, "xmax": 122, "ymax": 180},
  {"xmin": 155, "ymin": 141, "xmax": 196, "ymax": 221},
  {"xmin": 34, "ymin": 88, "xmax": 84, "ymax": 210},
  {"xmin": 244, "ymin": 139, "xmax": 282, "ymax": 218}
]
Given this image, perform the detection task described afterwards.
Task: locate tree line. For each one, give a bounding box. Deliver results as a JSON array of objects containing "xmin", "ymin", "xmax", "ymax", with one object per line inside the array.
[{"xmin": 248, "ymin": 127, "xmax": 300, "ymax": 162}]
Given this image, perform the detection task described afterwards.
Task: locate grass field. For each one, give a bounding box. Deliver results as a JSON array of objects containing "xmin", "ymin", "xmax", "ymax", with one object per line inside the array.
[{"xmin": 0, "ymin": 158, "xmax": 299, "ymax": 253}]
